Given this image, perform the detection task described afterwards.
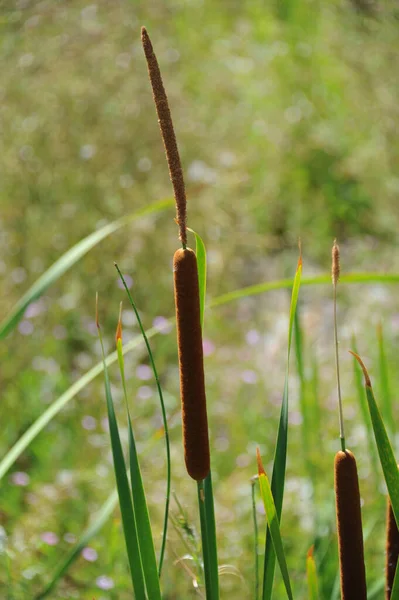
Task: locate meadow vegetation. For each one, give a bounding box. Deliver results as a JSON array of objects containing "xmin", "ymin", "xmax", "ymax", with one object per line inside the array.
[{"xmin": 1, "ymin": 1, "xmax": 399, "ymax": 598}]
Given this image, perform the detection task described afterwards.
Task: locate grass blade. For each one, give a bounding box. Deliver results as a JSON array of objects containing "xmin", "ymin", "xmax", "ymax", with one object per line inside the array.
[
  {"xmin": 257, "ymin": 450, "xmax": 293, "ymax": 600},
  {"xmin": 262, "ymin": 252, "xmax": 302, "ymax": 600},
  {"xmin": 377, "ymin": 323, "xmax": 395, "ymax": 440},
  {"xmin": 97, "ymin": 311, "xmax": 146, "ymax": 599},
  {"xmin": 0, "ymin": 327, "xmax": 160, "ymax": 481},
  {"xmin": 0, "ymin": 198, "xmax": 172, "ymax": 339},
  {"xmin": 116, "ymin": 328, "xmax": 162, "ymax": 600},
  {"xmin": 187, "ymin": 228, "xmax": 206, "ymax": 328},
  {"xmin": 251, "ymin": 477, "xmax": 260, "ymax": 600},
  {"xmin": 306, "ymin": 546, "xmax": 319, "ymax": 600},
  {"xmin": 115, "ymin": 265, "xmax": 171, "ymax": 578},
  {"xmin": 350, "ymin": 352, "xmax": 399, "ymax": 597}
]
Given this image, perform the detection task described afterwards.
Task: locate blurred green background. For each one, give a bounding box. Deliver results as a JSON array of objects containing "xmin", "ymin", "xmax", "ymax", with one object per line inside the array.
[{"xmin": 1, "ymin": 1, "xmax": 399, "ymax": 598}]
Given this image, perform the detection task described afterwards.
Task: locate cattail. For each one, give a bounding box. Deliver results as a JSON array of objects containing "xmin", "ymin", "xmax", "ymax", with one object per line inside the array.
[
  {"xmin": 173, "ymin": 248, "xmax": 210, "ymax": 480},
  {"xmin": 141, "ymin": 26, "xmax": 187, "ymax": 246},
  {"xmin": 332, "ymin": 238, "xmax": 340, "ymax": 285},
  {"xmin": 386, "ymin": 497, "xmax": 399, "ymax": 598},
  {"xmin": 334, "ymin": 450, "xmax": 367, "ymax": 599}
]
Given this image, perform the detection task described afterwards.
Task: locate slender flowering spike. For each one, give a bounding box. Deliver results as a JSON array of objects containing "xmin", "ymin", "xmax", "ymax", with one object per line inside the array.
[
  {"xmin": 332, "ymin": 238, "xmax": 345, "ymax": 451},
  {"xmin": 334, "ymin": 450, "xmax": 367, "ymax": 599},
  {"xmin": 386, "ymin": 496, "xmax": 399, "ymax": 598},
  {"xmin": 173, "ymin": 247, "xmax": 210, "ymax": 480},
  {"xmin": 332, "ymin": 238, "xmax": 340, "ymax": 285},
  {"xmin": 141, "ymin": 26, "xmax": 187, "ymax": 247}
]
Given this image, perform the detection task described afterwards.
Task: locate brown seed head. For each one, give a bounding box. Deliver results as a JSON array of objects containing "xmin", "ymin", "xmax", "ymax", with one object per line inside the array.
[
  {"xmin": 173, "ymin": 248, "xmax": 209, "ymax": 480},
  {"xmin": 334, "ymin": 450, "xmax": 367, "ymax": 599},
  {"xmin": 141, "ymin": 27, "xmax": 187, "ymax": 246},
  {"xmin": 332, "ymin": 239, "xmax": 340, "ymax": 286}
]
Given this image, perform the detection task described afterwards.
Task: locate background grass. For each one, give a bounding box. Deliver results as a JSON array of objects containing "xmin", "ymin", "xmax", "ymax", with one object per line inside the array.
[{"xmin": 1, "ymin": 1, "xmax": 399, "ymax": 598}]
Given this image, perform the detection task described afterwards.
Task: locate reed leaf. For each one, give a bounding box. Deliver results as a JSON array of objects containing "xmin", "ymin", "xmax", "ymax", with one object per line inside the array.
[
  {"xmin": 306, "ymin": 546, "xmax": 319, "ymax": 600},
  {"xmin": 97, "ymin": 321, "xmax": 146, "ymax": 599},
  {"xmin": 257, "ymin": 450, "xmax": 293, "ymax": 600},
  {"xmin": 0, "ymin": 199, "xmax": 172, "ymax": 339},
  {"xmin": 262, "ymin": 253, "xmax": 302, "ymax": 600},
  {"xmin": 188, "ymin": 228, "xmax": 206, "ymax": 328}
]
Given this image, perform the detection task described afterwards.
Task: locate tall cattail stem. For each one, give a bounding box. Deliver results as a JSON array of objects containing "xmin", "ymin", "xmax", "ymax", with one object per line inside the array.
[
  {"xmin": 141, "ymin": 27, "xmax": 187, "ymax": 247},
  {"xmin": 334, "ymin": 450, "xmax": 367, "ymax": 599},
  {"xmin": 386, "ymin": 498, "xmax": 399, "ymax": 599},
  {"xmin": 173, "ymin": 247, "xmax": 210, "ymax": 480}
]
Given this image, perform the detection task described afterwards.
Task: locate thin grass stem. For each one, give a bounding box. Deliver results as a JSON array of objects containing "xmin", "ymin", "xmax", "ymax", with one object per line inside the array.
[{"xmin": 251, "ymin": 477, "xmax": 260, "ymax": 600}]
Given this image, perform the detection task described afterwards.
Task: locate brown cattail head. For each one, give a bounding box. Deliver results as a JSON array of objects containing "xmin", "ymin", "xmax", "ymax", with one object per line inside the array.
[
  {"xmin": 141, "ymin": 27, "xmax": 187, "ymax": 246},
  {"xmin": 173, "ymin": 247, "xmax": 210, "ymax": 480},
  {"xmin": 386, "ymin": 497, "xmax": 399, "ymax": 598},
  {"xmin": 332, "ymin": 239, "xmax": 340, "ymax": 286},
  {"xmin": 334, "ymin": 450, "xmax": 367, "ymax": 599}
]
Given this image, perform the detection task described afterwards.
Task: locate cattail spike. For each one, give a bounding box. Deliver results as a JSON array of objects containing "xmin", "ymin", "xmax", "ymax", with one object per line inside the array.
[
  {"xmin": 386, "ymin": 495, "xmax": 399, "ymax": 598},
  {"xmin": 173, "ymin": 247, "xmax": 209, "ymax": 480},
  {"xmin": 334, "ymin": 450, "xmax": 367, "ymax": 599},
  {"xmin": 141, "ymin": 26, "xmax": 187, "ymax": 247}
]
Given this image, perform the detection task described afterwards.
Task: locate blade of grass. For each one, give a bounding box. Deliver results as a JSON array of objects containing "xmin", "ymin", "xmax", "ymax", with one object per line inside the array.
[
  {"xmin": 97, "ymin": 306, "xmax": 146, "ymax": 599},
  {"xmin": 350, "ymin": 351, "xmax": 399, "ymax": 597},
  {"xmin": 116, "ymin": 324, "xmax": 161, "ymax": 600},
  {"xmin": 257, "ymin": 449, "xmax": 293, "ymax": 600},
  {"xmin": 203, "ymin": 472, "xmax": 219, "ymax": 599},
  {"xmin": 262, "ymin": 251, "xmax": 302, "ymax": 600},
  {"xmin": 306, "ymin": 546, "xmax": 319, "ymax": 600},
  {"xmin": 0, "ymin": 198, "xmax": 172, "ymax": 339},
  {"xmin": 187, "ymin": 228, "xmax": 206, "ymax": 328},
  {"xmin": 0, "ymin": 326, "xmax": 160, "ymax": 481},
  {"xmin": 115, "ymin": 265, "xmax": 171, "ymax": 578},
  {"xmin": 209, "ymin": 272, "xmax": 399, "ymax": 309},
  {"xmin": 251, "ymin": 477, "xmax": 260, "ymax": 600},
  {"xmin": 377, "ymin": 323, "xmax": 395, "ymax": 440},
  {"xmin": 351, "ymin": 336, "xmax": 379, "ymax": 481}
]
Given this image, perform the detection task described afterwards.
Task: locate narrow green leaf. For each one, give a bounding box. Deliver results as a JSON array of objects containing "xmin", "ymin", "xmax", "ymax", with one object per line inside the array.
[
  {"xmin": 98, "ymin": 325, "xmax": 146, "ymax": 599},
  {"xmin": 0, "ymin": 327, "xmax": 160, "ymax": 481},
  {"xmin": 251, "ymin": 478, "xmax": 260, "ymax": 600},
  {"xmin": 115, "ymin": 265, "xmax": 171, "ymax": 578},
  {"xmin": 306, "ymin": 546, "xmax": 319, "ymax": 600},
  {"xmin": 0, "ymin": 198, "xmax": 172, "ymax": 339},
  {"xmin": 262, "ymin": 255, "xmax": 302, "ymax": 600},
  {"xmin": 209, "ymin": 272, "xmax": 399, "ymax": 309},
  {"xmin": 203, "ymin": 472, "xmax": 219, "ymax": 599},
  {"xmin": 117, "ymin": 338, "xmax": 162, "ymax": 600},
  {"xmin": 187, "ymin": 228, "xmax": 206, "ymax": 328},
  {"xmin": 377, "ymin": 323, "xmax": 395, "ymax": 439},
  {"xmin": 257, "ymin": 451, "xmax": 293, "ymax": 600}
]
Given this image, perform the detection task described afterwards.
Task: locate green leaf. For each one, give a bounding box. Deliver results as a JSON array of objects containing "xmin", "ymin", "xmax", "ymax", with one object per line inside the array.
[
  {"xmin": 0, "ymin": 198, "xmax": 172, "ymax": 339},
  {"xmin": 262, "ymin": 255, "xmax": 302, "ymax": 600},
  {"xmin": 115, "ymin": 265, "xmax": 171, "ymax": 578},
  {"xmin": 377, "ymin": 323, "xmax": 395, "ymax": 439},
  {"xmin": 0, "ymin": 327, "xmax": 160, "ymax": 481},
  {"xmin": 98, "ymin": 328, "xmax": 146, "ymax": 599},
  {"xmin": 117, "ymin": 338, "xmax": 162, "ymax": 600},
  {"xmin": 306, "ymin": 547, "xmax": 319, "ymax": 600},
  {"xmin": 188, "ymin": 228, "xmax": 206, "ymax": 328},
  {"xmin": 350, "ymin": 352, "xmax": 399, "ymax": 598},
  {"xmin": 257, "ymin": 451, "xmax": 293, "ymax": 600}
]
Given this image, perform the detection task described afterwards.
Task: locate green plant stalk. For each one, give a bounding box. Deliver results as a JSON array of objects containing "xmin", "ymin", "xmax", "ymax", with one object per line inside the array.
[
  {"xmin": 204, "ymin": 472, "xmax": 219, "ymax": 599},
  {"xmin": 197, "ymin": 480, "xmax": 213, "ymax": 598},
  {"xmin": 115, "ymin": 264, "xmax": 171, "ymax": 577},
  {"xmin": 251, "ymin": 478, "xmax": 260, "ymax": 600},
  {"xmin": 117, "ymin": 337, "xmax": 162, "ymax": 599},
  {"xmin": 97, "ymin": 323, "xmax": 146, "ymax": 599}
]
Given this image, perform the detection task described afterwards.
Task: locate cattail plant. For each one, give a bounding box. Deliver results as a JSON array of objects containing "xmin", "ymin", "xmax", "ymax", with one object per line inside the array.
[
  {"xmin": 141, "ymin": 26, "xmax": 210, "ymax": 482},
  {"xmin": 386, "ymin": 494, "xmax": 399, "ymax": 598},
  {"xmin": 332, "ymin": 239, "xmax": 367, "ymax": 599}
]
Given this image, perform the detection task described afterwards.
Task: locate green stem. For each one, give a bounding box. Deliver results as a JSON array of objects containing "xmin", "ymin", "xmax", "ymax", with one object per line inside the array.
[{"xmin": 251, "ymin": 478, "xmax": 259, "ymax": 600}]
